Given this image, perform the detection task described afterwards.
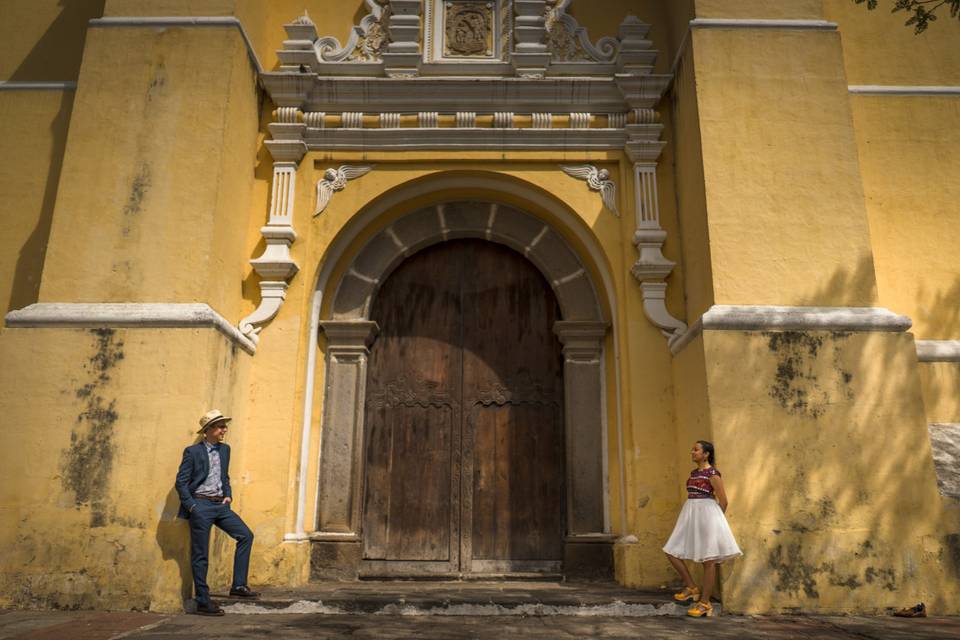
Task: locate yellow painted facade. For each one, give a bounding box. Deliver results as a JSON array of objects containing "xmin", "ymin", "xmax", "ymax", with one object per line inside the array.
[{"xmin": 0, "ymin": 0, "xmax": 957, "ymax": 615}]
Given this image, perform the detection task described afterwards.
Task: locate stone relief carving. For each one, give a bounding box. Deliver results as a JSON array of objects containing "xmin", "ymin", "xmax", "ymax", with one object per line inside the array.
[
  {"xmin": 314, "ymin": 0, "xmax": 391, "ymax": 62},
  {"xmin": 561, "ymin": 165, "xmax": 619, "ymax": 216},
  {"xmin": 445, "ymin": 2, "xmax": 494, "ymax": 56},
  {"xmin": 314, "ymin": 165, "xmax": 374, "ymax": 216},
  {"xmin": 544, "ymin": 0, "xmax": 619, "ymax": 63}
]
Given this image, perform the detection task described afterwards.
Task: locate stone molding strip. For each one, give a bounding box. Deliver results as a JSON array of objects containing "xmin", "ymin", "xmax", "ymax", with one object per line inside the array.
[
  {"xmin": 89, "ymin": 17, "xmax": 264, "ymax": 73},
  {"xmin": 849, "ymin": 85, "xmax": 960, "ymax": 96},
  {"xmin": 690, "ymin": 18, "xmax": 837, "ymax": 31},
  {"xmin": 916, "ymin": 340, "xmax": 960, "ymax": 363},
  {"xmin": 671, "ymin": 305, "xmax": 912, "ymax": 355},
  {"xmin": 5, "ymin": 302, "xmax": 256, "ymax": 355},
  {"xmin": 0, "ymin": 81, "xmax": 77, "ymax": 91}
]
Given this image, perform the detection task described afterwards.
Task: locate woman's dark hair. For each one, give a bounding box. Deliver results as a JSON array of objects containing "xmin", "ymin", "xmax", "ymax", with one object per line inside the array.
[{"xmin": 697, "ymin": 440, "xmax": 716, "ymax": 466}]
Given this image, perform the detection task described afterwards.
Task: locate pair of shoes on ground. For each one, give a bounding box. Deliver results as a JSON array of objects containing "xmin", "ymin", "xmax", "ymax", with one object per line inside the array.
[
  {"xmin": 686, "ymin": 600, "xmax": 714, "ymax": 618},
  {"xmin": 893, "ymin": 602, "xmax": 926, "ymax": 618},
  {"xmin": 673, "ymin": 587, "xmax": 715, "ymax": 618},
  {"xmin": 673, "ymin": 586, "xmax": 700, "ymax": 604},
  {"xmin": 194, "ymin": 586, "xmax": 260, "ymax": 616}
]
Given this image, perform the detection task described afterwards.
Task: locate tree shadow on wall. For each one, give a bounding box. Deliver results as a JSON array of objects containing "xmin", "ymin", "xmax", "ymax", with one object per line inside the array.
[{"xmin": 705, "ymin": 255, "xmax": 960, "ymax": 612}]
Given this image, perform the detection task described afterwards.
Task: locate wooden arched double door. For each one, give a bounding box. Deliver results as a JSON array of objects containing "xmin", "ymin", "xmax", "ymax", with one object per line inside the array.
[{"xmin": 360, "ymin": 239, "xmax": 565, "ymax": 576}]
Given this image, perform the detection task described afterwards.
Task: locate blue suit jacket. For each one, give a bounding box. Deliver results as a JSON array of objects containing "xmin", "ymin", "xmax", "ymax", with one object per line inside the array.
[{"xmin": 175, "ymin": 442, "xmax": 232, "ymax": 519}]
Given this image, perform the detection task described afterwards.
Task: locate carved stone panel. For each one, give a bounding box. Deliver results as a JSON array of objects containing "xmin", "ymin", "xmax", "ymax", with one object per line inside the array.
[{"xmin": 445, "ymin": 2, "xmax": 494, "ymax": 57}]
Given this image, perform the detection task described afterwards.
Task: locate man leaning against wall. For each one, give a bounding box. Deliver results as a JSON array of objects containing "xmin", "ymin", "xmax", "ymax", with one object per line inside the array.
[{"xmin": 175, "ymin": 410, "xmax": 259, "ymax": 615}]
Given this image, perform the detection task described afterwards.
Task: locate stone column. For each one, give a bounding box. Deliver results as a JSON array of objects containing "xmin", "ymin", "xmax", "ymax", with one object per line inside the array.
[
  {"xmin": 315, "ymin": 320, "xmax": 379, "ymax": 538},
  {"xmin": 553, "ymin": 320, "xmax": 608, "ymax": 535},
  {"xmin": 554, "ymin": 320, "xmax": 613, "ymax": 578}
]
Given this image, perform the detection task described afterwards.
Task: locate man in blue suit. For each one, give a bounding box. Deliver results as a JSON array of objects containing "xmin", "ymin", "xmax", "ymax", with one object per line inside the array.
[{"xmin": 176, "ymin": 409, "xmax": 258, "ymax": 615}]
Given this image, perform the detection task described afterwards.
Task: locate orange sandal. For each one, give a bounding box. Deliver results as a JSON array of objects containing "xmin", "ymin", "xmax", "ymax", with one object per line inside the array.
[
  {"xmin": 687, "ymin": 600, "xmax": 714, "ymax": 618},
  {"xmin": 673, "ymin": 586, "xmax": 700, "ymax": 603}
]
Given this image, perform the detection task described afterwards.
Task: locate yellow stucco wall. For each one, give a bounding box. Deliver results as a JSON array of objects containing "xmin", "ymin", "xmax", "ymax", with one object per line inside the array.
[
  {"xmin": 2, "ymin": 0, "xmax": 957, "ymax": 616},
  {"xmin": 0, "ymin": 91, "xmax": 73, "ymax": 317},
  {"xmin": 0, "ymin": 0, "xmax": 103, "ymax": 82},
  {"xmin": 823, "ymin": 0, "xmax": 960, "ymax": 87},
  {"xmin": 0, "ymin": 1, "xmax": 101, "ymax": 316},
  {"xmin": 919, "ymin": 363, "xmax": 960, "ymax": 425},
  {"xmin": 692, "ymin": 25, "xmax": 879, "ymax": 307},
  {"xmin": 0, "ymin": 327, "xmax": 255, "ymax": 610},
  {"xmin": 695, "ymin": 0, "xmax": 825, "ymax": 20},
  {"xmin": 37, "ymin": 25, "xmax": 261, "ymax": 323},
  {"xmin": 848, "ymin": 96, "xmax": 960, "ymax": 340},
  {"xmin": 702, "ymin": 329, "xmax": 960, "ymax": 613}
]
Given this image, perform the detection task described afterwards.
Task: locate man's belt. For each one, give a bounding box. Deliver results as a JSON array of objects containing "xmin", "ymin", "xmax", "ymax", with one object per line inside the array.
[{"xmin": 193, "ymin": 494, "xmax": 225, "ymax": 503}]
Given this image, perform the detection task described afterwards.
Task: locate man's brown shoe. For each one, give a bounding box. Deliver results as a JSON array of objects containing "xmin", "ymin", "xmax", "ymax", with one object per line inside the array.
[
  {"xmin": 229, "ymin": 586, "xmax": 260, "ymax": 599},
  {"xmin": 195, "ymin": 601, "xmax": 225, "ymax": 616}
]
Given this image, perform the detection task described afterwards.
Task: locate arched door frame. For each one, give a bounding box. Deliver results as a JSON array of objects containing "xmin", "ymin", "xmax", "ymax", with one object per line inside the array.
[{"xmin": 291, "ymin": 175, "xmax": 624, "ymax": 576}]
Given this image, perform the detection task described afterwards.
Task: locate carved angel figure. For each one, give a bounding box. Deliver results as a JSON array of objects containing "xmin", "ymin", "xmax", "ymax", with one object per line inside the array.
[
  {"xmin": 314, "ymin": 165, "xmax": 373, "ymax": 216},
  {"xmin": 561, "ymin": 165, "xmax": 619, "ymax": 216}
]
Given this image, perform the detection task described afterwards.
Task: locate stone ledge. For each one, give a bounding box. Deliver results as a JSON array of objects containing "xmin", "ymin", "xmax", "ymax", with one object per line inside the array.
[
  {"xmin": 671, "ymin": 305, "xmax": 913, "ymax": 355},
  {"xmin": 916, "ymin": 340, "xmax": 960, "ymax": 363},
  {"xmin": 4, "ymin": 302, "xmax": 255, "ymax": 354}
]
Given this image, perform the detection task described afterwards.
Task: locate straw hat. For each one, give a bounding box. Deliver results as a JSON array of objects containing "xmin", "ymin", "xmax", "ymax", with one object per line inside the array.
[{"xmin": 197, "ymin": 409, "xmax": 232, "ymax": 434}]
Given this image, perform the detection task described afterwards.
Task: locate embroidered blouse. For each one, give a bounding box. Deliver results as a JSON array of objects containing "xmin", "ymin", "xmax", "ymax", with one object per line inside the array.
[{"xmin": 686, "ymin": 466, "xmax": 720, "ymax": 499}]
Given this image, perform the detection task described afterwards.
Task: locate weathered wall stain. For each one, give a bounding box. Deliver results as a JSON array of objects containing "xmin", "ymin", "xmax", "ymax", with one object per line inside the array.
[
  {"xmin": 60, "ymin": 329, "xmax": 124, "ymax": 528},
  {"xmin": 122, "ymin": 163, "xmax": 151, "ymax": 222},
  {"xmin": 769, "ymin": 542, "xmax": 820, "ymax": 597},
  {"xmin": 764, "ymin": 331, "xmax": 854, "ymax": 418},
  {"xmin": 864, "ymin": 566, "xmax": 897, "ymax": 591},
  {"xmin": 768, "ymin": 540, "xmax": 897, "ymax": 597}
]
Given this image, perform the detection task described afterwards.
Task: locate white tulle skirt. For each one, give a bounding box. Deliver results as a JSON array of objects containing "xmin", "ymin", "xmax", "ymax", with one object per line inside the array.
[{"xmin": 662, "ymin": 498, "xmax": 743, "ymax": 563}]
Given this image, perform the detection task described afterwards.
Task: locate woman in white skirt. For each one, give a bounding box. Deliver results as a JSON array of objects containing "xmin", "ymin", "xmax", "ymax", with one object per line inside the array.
[{"xmin": 663, "ymin": 440, "xmax": 742, "ymax": 618}]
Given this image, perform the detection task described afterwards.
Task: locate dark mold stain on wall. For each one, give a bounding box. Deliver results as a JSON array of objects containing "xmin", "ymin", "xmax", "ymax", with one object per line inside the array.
[
  {"xmin": 769, "ymin": 542, "xmax": 820, "ymax": 598},
  {"xmin": 769, "ymin": 539, "xmax": 897, "ymax": 598},
  {"xmin": 61, "ymin": 329, "xmax": 125, "ymax": 528},
  {"xmin": 764, "ymin": 331, "xmax": 854, "ymax": 418}
]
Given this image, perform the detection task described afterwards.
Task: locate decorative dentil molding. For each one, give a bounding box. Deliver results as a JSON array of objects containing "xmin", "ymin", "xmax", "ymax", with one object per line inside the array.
[
  {"xmin": 314, "ymin": 165, "xmax": 374, "ymax": 216},
  {"xmin": 560, "ymin": 165, "xmax": 619, "ymax": 217},
  {"xmin": 239, "ymin": 160, "xmax": 302, "ymax": 345}
]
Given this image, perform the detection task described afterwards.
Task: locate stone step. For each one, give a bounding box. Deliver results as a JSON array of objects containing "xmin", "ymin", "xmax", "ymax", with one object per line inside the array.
[{"xmin": 214, "ymin": 581, "xmax": 722, "ymax": 617}]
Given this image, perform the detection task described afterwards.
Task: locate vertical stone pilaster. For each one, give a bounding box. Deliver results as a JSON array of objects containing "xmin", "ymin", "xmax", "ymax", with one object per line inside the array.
[
  {"xmin": 239, "ymin": 160, "xmax": 301, "ymax": 344},
  {"xmin": 553, "ymin": 320, "xmax": 608, "ymax": 536},
  {"xmin": 512, "ymin": 0, "xmax": 550, "ymax": 77},
  {"xmin": 383, "ymin": 0, "xmax": 422, "ymax": 77},
  {"xmin": 316, "ymin": 320, "xmax": 379, "ymax": 537}
]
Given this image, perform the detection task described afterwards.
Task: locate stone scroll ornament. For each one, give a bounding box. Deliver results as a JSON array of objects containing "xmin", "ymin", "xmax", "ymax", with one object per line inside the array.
[
  {"xmin": 561, "ymin": 165, "xmax": 619, "ymax": 216},
  {"xmin": 313, "ymin": 1, "xmax": 390, "ymax": 62},
  {"xmin": 314, "ymin": 165, "xmax": 374, "ymax": 216}
]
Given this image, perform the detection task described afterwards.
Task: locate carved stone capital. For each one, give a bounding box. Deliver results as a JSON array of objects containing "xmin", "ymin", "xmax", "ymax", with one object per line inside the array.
[
  {"xmin": 321, "ymin": 320, "xmax": 380, "ymax": 352},
  {"xmin": 554, "ymin": 320, "xmax": 607, "ymax": 362}
]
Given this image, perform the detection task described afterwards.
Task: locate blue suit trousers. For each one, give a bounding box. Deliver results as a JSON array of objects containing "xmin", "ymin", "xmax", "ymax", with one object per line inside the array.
[{"xmin": 188, "ymin": 501, "xmax": 254, "ymax": 604}]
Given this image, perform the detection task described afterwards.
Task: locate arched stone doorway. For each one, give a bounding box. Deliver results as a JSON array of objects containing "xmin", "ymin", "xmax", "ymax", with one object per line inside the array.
[{"xmin": 313, "ymin": 201, "xmax": 612, "ymax": 579}]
